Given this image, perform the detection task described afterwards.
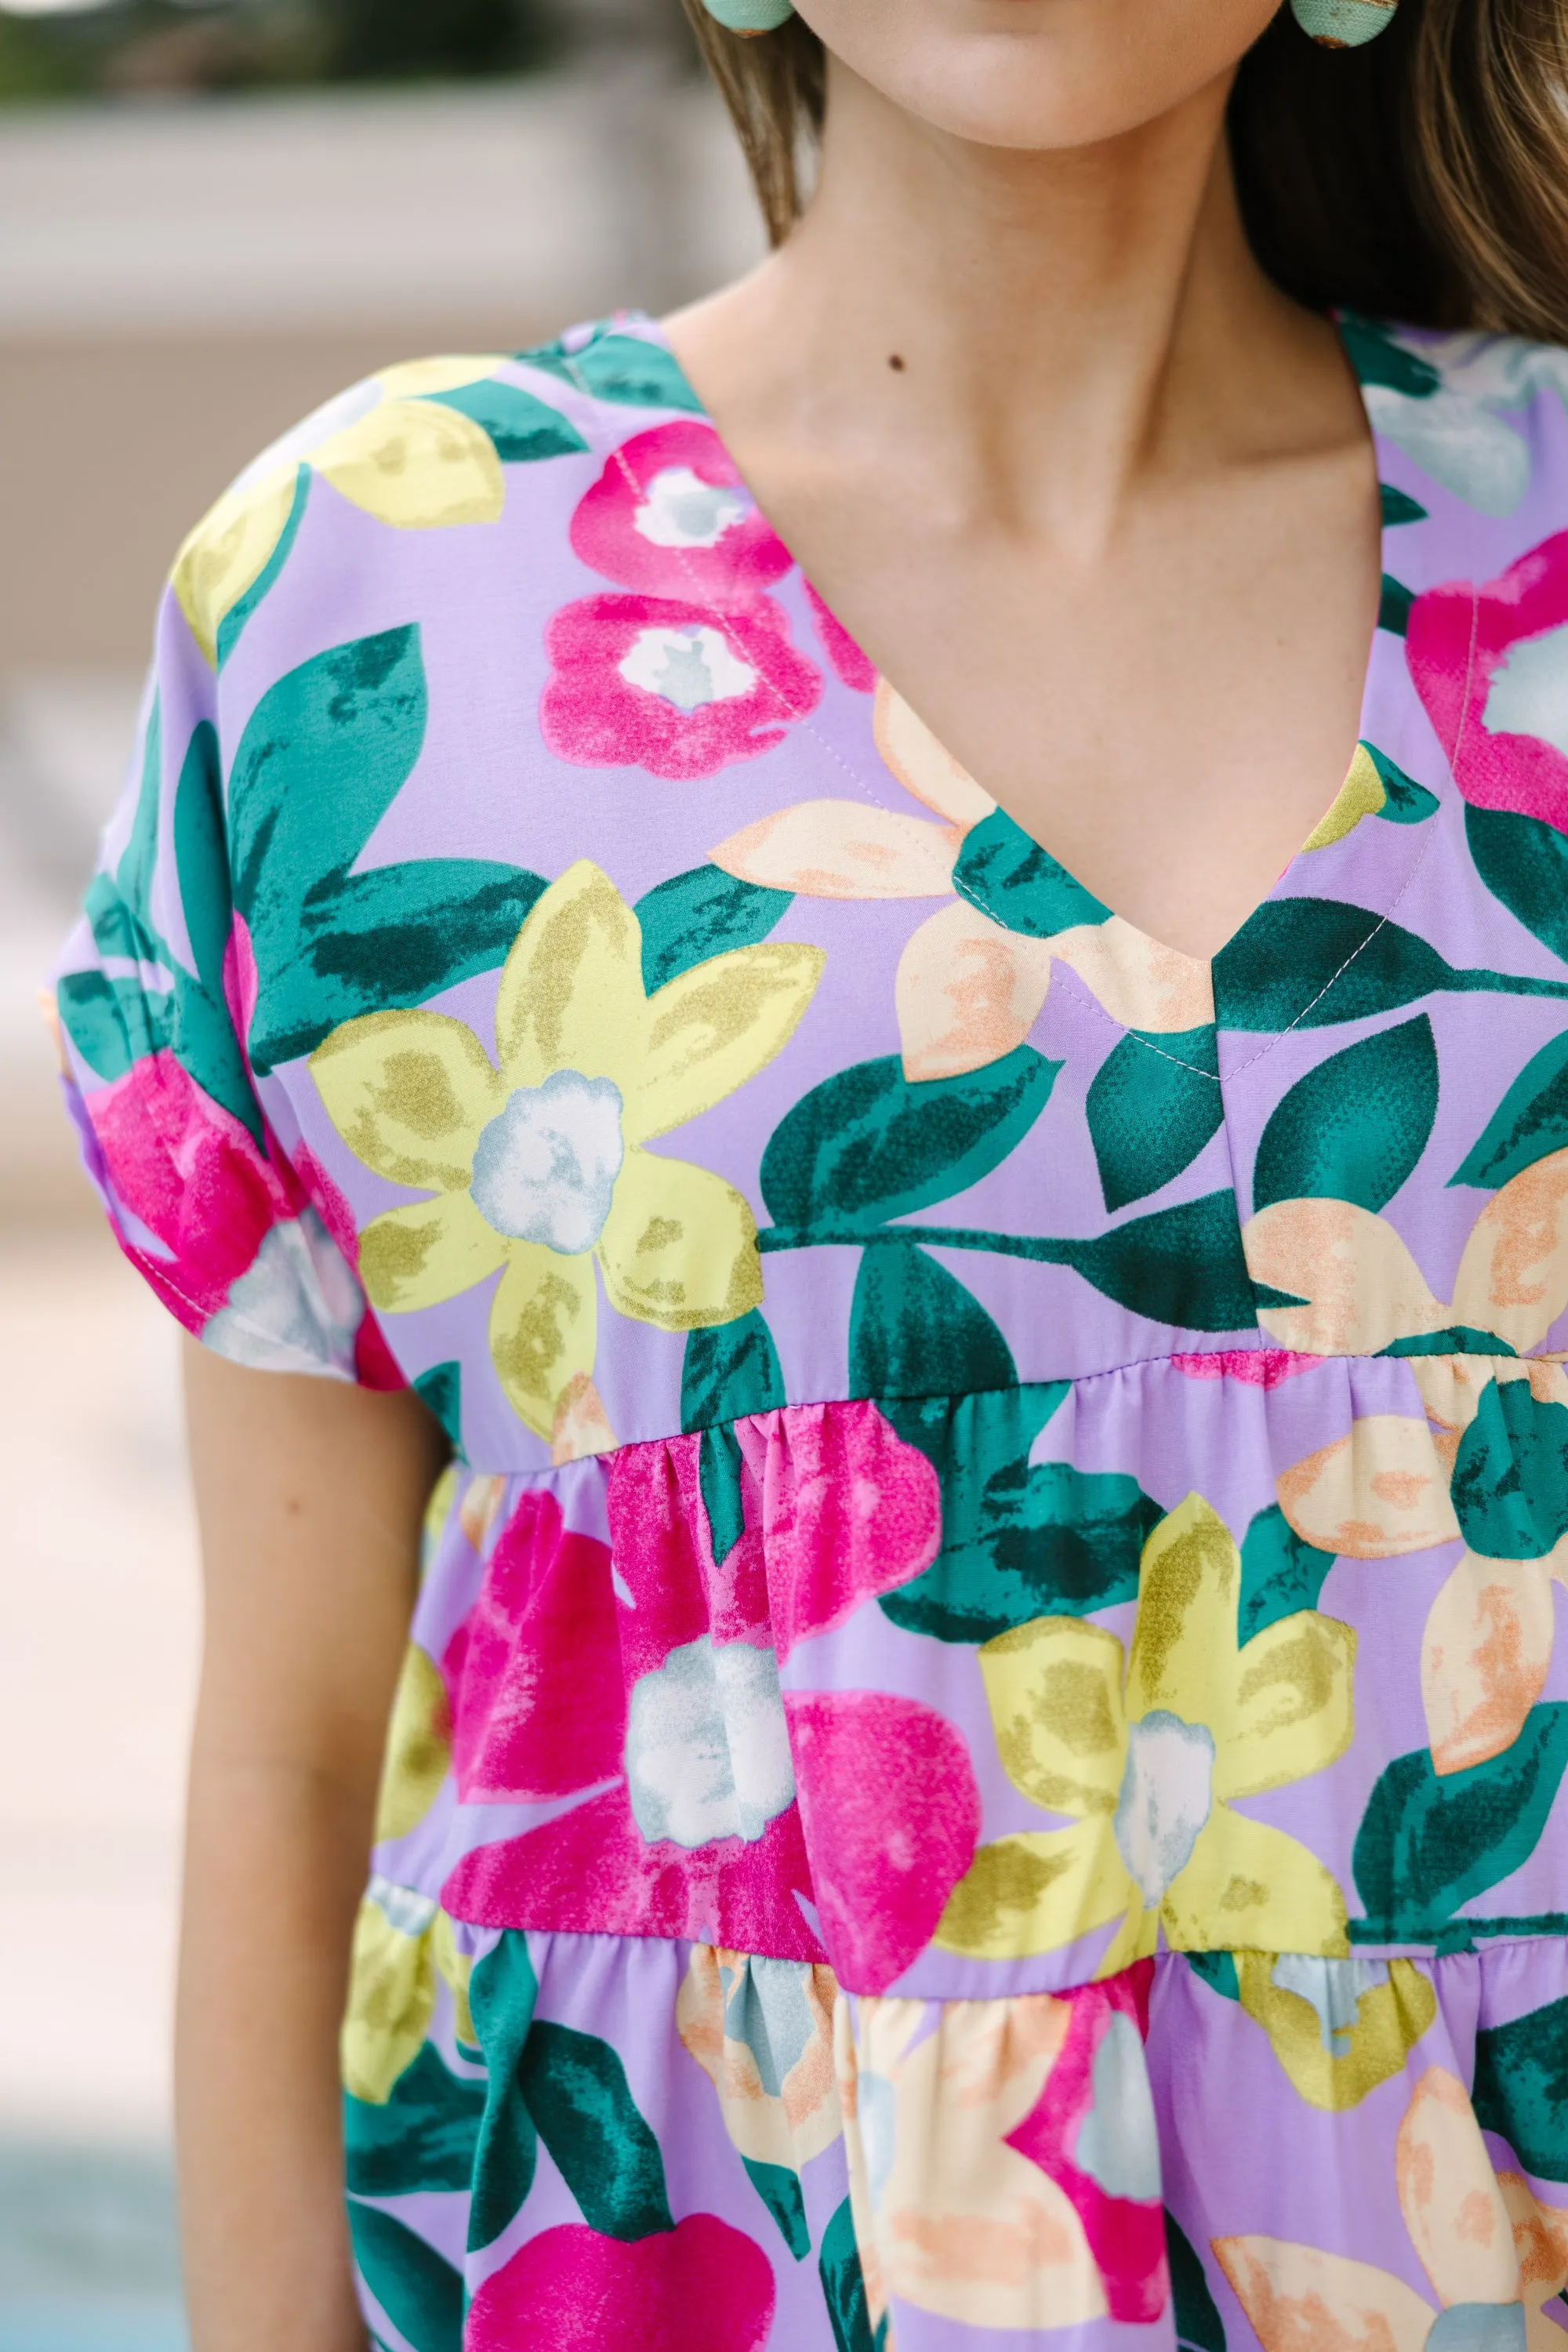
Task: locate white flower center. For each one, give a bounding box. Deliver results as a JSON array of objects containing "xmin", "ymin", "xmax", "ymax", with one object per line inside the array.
[
  {"xmin": 624, "ymin": 1635, "xmax": 795, "ymax": 1849},
  {"xmin": 1071, "ymin": 2011, "xmax": 1163, "ymax": 2202},
  {"xmin": 617, "ymin": 624, "xmax": 757, "ymax": 713},
  {"xmin": 1483, "ymin": 619, "xmax": 1568, "ymax": 757},
  {"xmin": 1112, "ymin": 1710, "xmax": 1215, "ymax": 1907},
  {"xmin": 469, "ymin": 1070, "xmax": 624, "ymax": 1255},
  {"xmin": 633, "ymin": 463, "xmax": 750, "ymax": 549}
]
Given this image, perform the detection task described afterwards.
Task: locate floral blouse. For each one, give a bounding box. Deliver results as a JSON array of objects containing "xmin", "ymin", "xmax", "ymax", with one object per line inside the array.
[{"xmin": 53, "ymin": 314, "xmax": 1568, "ymax": 2349}]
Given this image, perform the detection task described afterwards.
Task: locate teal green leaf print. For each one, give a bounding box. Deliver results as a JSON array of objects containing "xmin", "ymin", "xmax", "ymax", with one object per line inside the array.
[
  {"xmin": 1450, "ymin": 1377, "xmax": 1568, "ymax": 1559},
  {"xmin": 253, "ymin": 858, "xmax": 549, "ymax": 1070},
  {"xmin": 742, "ymin": 2156, "xmax": 811, "ymax": 2259},
  {"xmin": 467, "ymin": 1933, "xmax": 539, "ymax": 2252},
  {"xmin": 1466, "ymin": 807, "xmax": 1568, "ymax": 965},
  {"xmin": 521, "ymin": 330, "xmax": 706, "ymax": 412},
  {"xmin": 230, "ymin": 627, "xmax": 428, "ymax": 906},
  {"xmin": 1167, "ymin": 2211, "xmax": 1227, "ymax": 2352},
  {"xmin": 56, "ymin": 969, "xmax": 173, "ymax": 1084},
  {"xmin": 66, "ymin": 714, "xmax": 263, "ymax": 1140},
  {"xmin": 517, "ymin": 2021, "xmax": 673, "ymax": 2241},
  {"xmin": 699, "ymin": 1422, "xmax": 748, "ymax": 1567},
  {"xmin": 1239, "ymin": 1504, "xmax": 1338, "ymax": 1641},
  {"xmin": 1451, "ymin": 1031, "xmax": 1568, "ymax": 1187},
  {"xmin": 1043, "ymin": 1189, "xmax": 1258, "ymax": 1330},
  {"xmin": 118, "ymin": 693, "xmax": 162, "ymax": 916},
  {"xmin": 681, "ymin": 1308, "xmax": 786, "ymax": 1431},
  {"xmin": 1213, "ymin": 898, "xmax": 1568, "ymax": 1031},
  {"xmin": 1186, "ymin": 1949, "xmax": 1241, "ymax": 2003},
  {"xmin": 1381, "ymin": 1327, "xmax": 1515, "ymax": 1358},
  {"xmin": 347, "ymin": 2202, "xmax": 463, "ymax": 2352},
  {"xmin": 216, "ymin": 465, "xmax": 310, "ymax": 669},
  {"xmin": 1340, "ymin": 315, "xmax": 1442, "ymax": 398},
  {"xmin": 1086, "ymin": 1026, "xmax": 1222, "ymax": 1210},
  {"xmin": 1351, "ymin": 1704, "xmax": 1568, "ymax": 1940},
  {"xmin": 416, "ymin": 379, "xmax": 588, "ymax": 462},
  {"xmin": 760, "ymin": 1046, "xmax": 1059, "ymax": 1236},
  {"xmin": 1379, "ymin": 576, "xmax": 1416, "ymax": 636},
  {"xmin": 412, "ymin": 1362, "xmax": 463, "ymax": 1454},
  {"xmin": 881, "ymin": 1376, "xmax": 1067, "ymax": 1481},
  {"xmin": 1472, "ymin": 1994, "xmax": 1568, "ymax": 2180},
  {"xmin": 952, "ymin": 808, "xmax": 1112, "ymax": 938},
  {"xmin": 879, "ymin": 1384, "xmax": 1160, "ymax": 1642},
  {"xmin": 344, "ymin": 2042, "xmax": 485, "ymax": 2197},
  {"xmin": 227, "ymin": 630, "xmax": 546, "ymax": 1070},
  {"xmin": 819, "ymin": 2194, "xmax": 881, "ymax": 2352},
  {"xmin": 882, "ymin": 1454, "xmax": 1162, "ymax": 1640},
  {"xmin": 1363, "ymin": 742, "xmax": 1439, "ymax": 825},
  {"xmin": 849, "ymin": 1243, "xmax": 1016, "ymax": 1399},
  {"xmin": 767, "ymin": 1186, "xmax": 1258, "ymax": 1330},
  {"xmin": 1381, "ymin": 484, "xmax": 1430, "ymax": 527},
  {"xmin": 636, "ymin": 864, "xmax": 793, "ymax": 994},
  {"xmin": 1251, "ymin": 1014, "xmax": 1438, "ymax": 1215}
]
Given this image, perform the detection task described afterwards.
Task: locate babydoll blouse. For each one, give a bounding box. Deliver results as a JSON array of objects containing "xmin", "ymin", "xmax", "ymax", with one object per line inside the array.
[{"xmin": 53, "ymin": 312, "xmax": 1568, "ymax": 2350}]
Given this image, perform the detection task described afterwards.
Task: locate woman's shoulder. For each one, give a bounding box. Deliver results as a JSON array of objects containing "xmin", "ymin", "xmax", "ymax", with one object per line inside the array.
[{"xmin": 167, "ymin": 315, "xmax": 706, "ymax": 677}]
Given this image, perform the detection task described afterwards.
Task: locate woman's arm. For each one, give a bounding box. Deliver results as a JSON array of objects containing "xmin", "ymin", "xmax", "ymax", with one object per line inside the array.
[{"xmin": 177, "ymin": 1341, "xmax": 448, "ymax": 2352}]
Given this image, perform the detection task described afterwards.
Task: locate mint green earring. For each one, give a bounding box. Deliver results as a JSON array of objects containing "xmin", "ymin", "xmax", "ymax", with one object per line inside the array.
[
  {"xmin": 1290, "ymin": 0, "xmax": 1396, "ymax": 44},
  {"xmin": 702, "ymin": 0, "xmax": 796, "ymax": 28}
]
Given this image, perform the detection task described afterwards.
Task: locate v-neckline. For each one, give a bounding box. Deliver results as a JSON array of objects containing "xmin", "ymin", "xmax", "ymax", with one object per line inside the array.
[{"xmin": 632, "ymin": 309, "xmax": 1393, "ymax": 987}]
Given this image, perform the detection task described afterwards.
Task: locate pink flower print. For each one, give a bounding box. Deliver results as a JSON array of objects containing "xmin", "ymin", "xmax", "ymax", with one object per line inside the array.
[
  {"xmin": 541, "ymin": 591, "xmax": 822, "ymax": 782},
  {"xmin": 441, "ymin": 1780, "xmax": 825, "ymax": 1961},
  {"xmin": 1005, "ymin": 1962, "xmax": 1167, "ymax": 2325},
  {"xmin": 1171, "ymin": 1348, "xmax": 1323, "ymax": 1387},
  {"xmin": 606, "ymin": 1432, "xmax": 770, "ymax": 1680},
  {"xmin": 289, "ymin": 1137, "xmax": 402, "ymax": 1388},
  {"xmin": 734, "ymin": 1399, "xmax": 942, "ymax": 1662},
  {"xmin": 86, "ymin": 1047, "xmax": 285, "ymax": 1332},
  {"xmin": 1410, "ymin": 527, "xmax": 1568, "ymax": 833},
  {"xmin": 444, "ymin": 1487, "xmax": 626, "ymax": 1802},
  {"xmin": 466, "ymin": 2215, "xmax": 777, "ymax": 2352},
  {"xmin": 226, "ymin": 910, "xmax": 398, "ymax": 1385},
  {"xmin": 804, "ymin": 581, "xmax": 877, "ymax": 691},
  {"xmin": 84, "ymin": 1047, "xmax": 365, "ymax": 1376},
  {"xmin": 570, "ymin": 420, "xmax": 792, "ymax": 604},
  {"xmin": 784, "ymin": 1689, "xmax": 982, "ymax": 1992}
]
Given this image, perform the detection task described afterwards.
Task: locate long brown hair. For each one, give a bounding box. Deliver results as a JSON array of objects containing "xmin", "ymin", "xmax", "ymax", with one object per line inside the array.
[{"xmin": 680, "ymin": 0, "xmax": 1568, "ymax": 343}]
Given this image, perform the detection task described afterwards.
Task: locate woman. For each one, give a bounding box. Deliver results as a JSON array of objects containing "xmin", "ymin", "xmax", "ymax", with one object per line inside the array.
[{"xmin": 53, "ymin": 0, "xmax": 1568, "ymax": 2341}]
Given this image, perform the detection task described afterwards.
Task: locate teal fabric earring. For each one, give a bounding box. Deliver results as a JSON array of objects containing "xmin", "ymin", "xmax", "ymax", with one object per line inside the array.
[
  {"xmin": 702, "ymin": 0, "xmax": 796, "ymax": 28},
  {"xmin": 1290, "ymin": 0, "xmax": 1396, "ymax": 43}
]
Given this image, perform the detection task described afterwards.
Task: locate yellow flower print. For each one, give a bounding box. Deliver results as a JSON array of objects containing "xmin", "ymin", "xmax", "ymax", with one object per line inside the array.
[
  {"xmin": 1218, "ymin": 2068, "xmax": 1564, "ymax": 2352},
  {"xmin": 1254, "ymin": 1165, "xmax": 1568, "ymax": 1774},
  {"xmin": 341, "ymin": 1876, "xmax": 473, "ymax": 2103},
  {"xmin": 373, "ymin": 1642, "xmax": 452, "ymax": 1843},
  {"xmin": 1231, "ymin": 1950, "xmax": 1437, "ymax": 2111},
  {"xmin": 311, "ymin": 862, "xmax": 823, "ymax": 1458},
  {"xmin": 172, "ymin": 355, "xmax": 511, "ymax": 665},
  {"xmin": 936, "ymin": 1494, "xmax": 1354, "ymax": 1969},
  {"xmin": 710, "ymin": 681, "xmax": 1213, "ymax": 1082}
]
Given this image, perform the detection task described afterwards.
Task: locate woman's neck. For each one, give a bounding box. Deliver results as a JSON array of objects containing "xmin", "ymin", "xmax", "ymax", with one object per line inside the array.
[{"xmin": 670, "ymin": 57, "xmax": 1344, "ymax": 550}]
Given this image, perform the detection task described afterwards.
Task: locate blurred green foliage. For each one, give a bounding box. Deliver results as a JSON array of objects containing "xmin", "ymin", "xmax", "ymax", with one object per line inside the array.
[{"xmin": 0, "ymin": 0, "xmax": 560, "ymax": 105}]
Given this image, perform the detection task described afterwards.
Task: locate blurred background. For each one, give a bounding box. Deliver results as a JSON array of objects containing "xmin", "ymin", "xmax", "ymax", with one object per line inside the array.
[{"xmin": 0, "ymin": 6, "xmax": 760, "ymax": 2343}]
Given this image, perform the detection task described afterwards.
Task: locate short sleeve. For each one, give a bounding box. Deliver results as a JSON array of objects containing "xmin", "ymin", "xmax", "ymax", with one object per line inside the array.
[{"xmin": 49, "ymin": 572, "xmax": 377, "ymax": 1383}]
